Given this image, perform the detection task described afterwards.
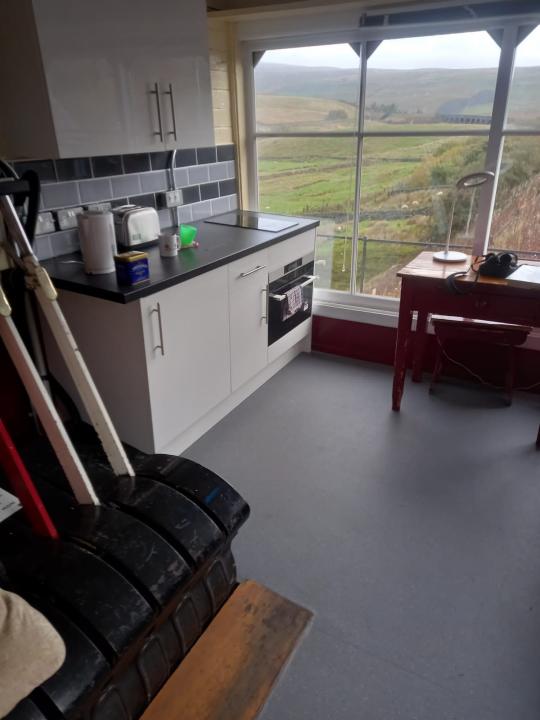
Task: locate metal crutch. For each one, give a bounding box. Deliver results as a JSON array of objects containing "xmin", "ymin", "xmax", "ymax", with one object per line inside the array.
[
  {"xmin": 1, "ymin": 194, "xmax": 135, "ymax": 488},
  {"xmin": 0, "ymin": 273, "xmax": 99, "ymax": 505}
]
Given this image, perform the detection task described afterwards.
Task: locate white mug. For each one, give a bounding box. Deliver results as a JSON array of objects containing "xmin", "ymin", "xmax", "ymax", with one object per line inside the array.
[{"xmin": 159, "ymin": 232, "xmax": 178, "ymax": 257}]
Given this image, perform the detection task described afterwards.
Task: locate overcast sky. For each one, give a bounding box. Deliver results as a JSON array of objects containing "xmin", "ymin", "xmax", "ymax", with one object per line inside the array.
[{"xmin": 263, "ymin": 28, "xmax": 540, "ymax": 69}]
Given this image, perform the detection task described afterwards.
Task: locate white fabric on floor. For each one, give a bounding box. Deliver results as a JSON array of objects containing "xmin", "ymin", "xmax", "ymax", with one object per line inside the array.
[{"xmin": 0, "ymin": 589, "xmax": 65, "ymax": 717}]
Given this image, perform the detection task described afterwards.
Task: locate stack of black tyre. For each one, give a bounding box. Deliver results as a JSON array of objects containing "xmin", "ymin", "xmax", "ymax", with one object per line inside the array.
[{"xmin": 0, "ymin": 453, "xmax": 249, "ymax": 720}]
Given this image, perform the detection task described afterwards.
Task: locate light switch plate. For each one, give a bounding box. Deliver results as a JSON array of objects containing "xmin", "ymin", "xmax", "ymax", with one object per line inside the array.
[
  {"xmin": 57, "ymin": 206, "xmax": 83, "ymax": 230},
  {"xmin": 158, "ymin": 189, "xmax": 183, "ymax": 208}
]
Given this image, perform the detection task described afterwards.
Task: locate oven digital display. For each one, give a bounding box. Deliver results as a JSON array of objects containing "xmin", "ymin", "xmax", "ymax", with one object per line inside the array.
[{"xmin": 284, "ymin": 258, "xmax": 302, "ymax": 274}]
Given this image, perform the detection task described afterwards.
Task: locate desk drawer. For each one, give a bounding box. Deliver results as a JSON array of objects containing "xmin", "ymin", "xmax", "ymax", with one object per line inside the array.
[
  {"xmin": 412, "ymin": 281, "xmax": 540, "ymax": 327},
  {"xmin": 465, "ymin": 293, "xmax": 540, "ymax": 326}
]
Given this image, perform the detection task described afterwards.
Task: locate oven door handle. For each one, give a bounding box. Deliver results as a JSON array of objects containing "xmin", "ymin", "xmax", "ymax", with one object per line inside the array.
[{"xmin": 268, "ymin": 275, "xmax": 318, "ymax": 301}]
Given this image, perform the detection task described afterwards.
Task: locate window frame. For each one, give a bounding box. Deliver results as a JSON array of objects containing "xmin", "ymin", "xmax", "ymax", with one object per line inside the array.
[{"xmin": 242, "ymin": 12, "xmax": 540, "ymax": 314}]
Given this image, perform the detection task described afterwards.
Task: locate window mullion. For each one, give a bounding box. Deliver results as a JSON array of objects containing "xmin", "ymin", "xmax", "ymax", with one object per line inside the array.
[
  {"xmin": 350, "ymin": 42, "xmax": 368, "ymax": 296},
  {"xmin": 473, "ymin": 23, "xmax": 519, "ymax": 256}
]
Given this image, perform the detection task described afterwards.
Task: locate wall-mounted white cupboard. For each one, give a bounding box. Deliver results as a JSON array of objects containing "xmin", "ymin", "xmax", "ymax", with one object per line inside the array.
[{"xmin": 0, "ymin": 0, "xmax": 214, "ymax": 159}]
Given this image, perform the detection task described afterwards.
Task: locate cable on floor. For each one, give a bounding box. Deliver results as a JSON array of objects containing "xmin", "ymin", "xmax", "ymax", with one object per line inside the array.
[{"xmin": 434, "ymin": 335, "xmax": 540, "ymax": 393}]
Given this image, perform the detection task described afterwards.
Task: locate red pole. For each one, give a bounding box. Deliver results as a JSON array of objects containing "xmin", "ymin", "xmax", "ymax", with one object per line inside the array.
[{"xmin": 0, "ymin": 420, "xmax": 58, "ymax": 539}]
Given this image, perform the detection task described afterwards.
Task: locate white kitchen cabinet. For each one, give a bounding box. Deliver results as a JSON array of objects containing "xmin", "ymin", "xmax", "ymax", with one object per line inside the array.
[
  {"xmin": 45, "ymin": 266, "xmax": 231, "ymax": 454},
  {"xmin": 140, "ymin": 267, "xmax": 231, "ymax": 451},
  {"xmin": 0, "ymin": 0, "xmax": 214, "ymax": 159},
  {"xmin": 228, "ymin": 249, "xmax": 269, "ymax": 392},
  {"xmin": 43, "ymin": 229, "xmax": 316, "ymax": 455}
]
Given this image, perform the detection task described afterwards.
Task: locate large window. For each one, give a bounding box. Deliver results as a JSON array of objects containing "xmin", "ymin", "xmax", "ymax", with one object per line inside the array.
[
  {"xmin": 251, "ymin": 20, "xmax": 540, "ymax": 300},
  {"xmin": 355, "ymin": 32, "xmax": 498, "ymax": 297},
  {"xmin": 255, "ymin": 44, "xmax": 360, "ymax": 292}
]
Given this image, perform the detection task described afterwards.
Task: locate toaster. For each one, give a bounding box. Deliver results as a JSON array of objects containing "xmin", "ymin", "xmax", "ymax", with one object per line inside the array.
[{"xmin": 113, "ymin": 205, "xmax": 160, "ymax": 248}]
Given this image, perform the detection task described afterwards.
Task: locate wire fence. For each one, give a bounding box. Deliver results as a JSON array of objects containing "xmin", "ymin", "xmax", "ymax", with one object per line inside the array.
[
  {"xmin": 316, "ymin": 233, "xmax": 540, "ymax": 294},
  {"xmin": 317, "ymin": 234, "xmax": 467, "ymax": 294}
]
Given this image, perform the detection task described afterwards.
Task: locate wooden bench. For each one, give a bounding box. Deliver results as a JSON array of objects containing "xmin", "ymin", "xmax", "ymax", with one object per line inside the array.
[{"xmin": 429, "ymin": 315, "xmax": 532, "ymax": 405}]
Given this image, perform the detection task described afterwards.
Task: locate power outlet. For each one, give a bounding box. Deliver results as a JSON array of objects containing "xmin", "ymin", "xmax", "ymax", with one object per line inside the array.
[
  {"xmin": 163, "ymin": 189, "xmax": 183, "ymax": 208},
  {"xmin": 57, "ymin": 206, "xmax": 83, "ymax": 230},
  {"xmin": 35, "ymin": 212, "xmax": 56, "ymax": 236},
  {"xmin": 86, "ymin": 202, "xmax": 112, "ymax": 212}
]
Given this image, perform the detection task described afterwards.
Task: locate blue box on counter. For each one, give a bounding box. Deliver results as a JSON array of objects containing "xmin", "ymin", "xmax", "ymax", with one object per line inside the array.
[{"xmin": 115, "ymin": 251, "xmax": 150, "ymax": 285}]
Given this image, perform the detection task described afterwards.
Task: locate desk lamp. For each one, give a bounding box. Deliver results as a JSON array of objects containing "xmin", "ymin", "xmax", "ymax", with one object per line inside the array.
[{"xmin": 433, "ymin": 171, "xmax": 495, "ymax": 263}]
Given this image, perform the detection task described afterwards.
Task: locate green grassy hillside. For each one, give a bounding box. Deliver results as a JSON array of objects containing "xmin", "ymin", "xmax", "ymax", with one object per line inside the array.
[
  {"xmin": 254, "ymin": 62, "xmax": 540, "ymax": 294},
  {"xmin": 255, "ymin": 63, "xmax": 540, "ymax": 128}
]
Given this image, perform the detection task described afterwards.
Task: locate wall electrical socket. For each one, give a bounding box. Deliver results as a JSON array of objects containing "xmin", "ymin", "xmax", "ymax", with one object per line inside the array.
[
  {"xmin": 161, "ymin": 189, "xmax": 183, "ymax": 208},
  {"xmin": 57, "ymin": 206, "xmax": 83, "ymax": 230},
  {"xmin": 35, "ymin": 212, "xmax": 56, "ymax": 235},
  {"xmin": 85, "ymin": 202, "xmax": 112, "ymax": 213}
]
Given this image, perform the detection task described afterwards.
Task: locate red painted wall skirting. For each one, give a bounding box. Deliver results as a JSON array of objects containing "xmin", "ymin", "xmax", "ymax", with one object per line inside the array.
[
  {"xmin": 312, "ymin": 315, "xmax": 540, "ymax": 391},
  {"xmin": 312, "ymin": 316, "xmax": 396, "ymax": 366}
]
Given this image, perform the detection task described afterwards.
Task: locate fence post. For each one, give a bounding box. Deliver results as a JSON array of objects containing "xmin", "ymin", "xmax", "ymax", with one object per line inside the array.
[{"xmin": 359, "ymin": 237, "xmax": 367, "ymax": 294}]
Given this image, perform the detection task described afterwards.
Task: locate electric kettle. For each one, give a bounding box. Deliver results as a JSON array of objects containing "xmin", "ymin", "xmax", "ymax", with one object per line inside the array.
[{"xmin": 77, "ymin": 210, "xmax": 117, "ymax": 274}]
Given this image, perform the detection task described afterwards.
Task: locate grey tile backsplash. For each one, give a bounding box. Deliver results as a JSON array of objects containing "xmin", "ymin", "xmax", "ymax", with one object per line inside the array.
[
  {"xmin": 173, "ymin": 167, "xmax": 189, "ymax": 187},
  {"xmin": 110, "ymin": 173, "xmax": 141, "ymax": 198},
  {"xmin": 78, "ymin": 178, "xmax": 113, "ymax": 204},
  {"xmin": 19, "ymin": 146, "xmax": 238, "ymax": 261},
  {"xmin": 209, "ymin": 162, "xmax": 229, "ymax": 182},
  {"xmin": 140, "ymin": 170, "xmax": 168, "ymax": 193},
  {"xmin": 187, "ymin": 164, "xmax": 210, "ymax": 185},
  {"xmin": 41, "ymin": 181, "xmax": 81, "ymax": 210},
  {"xmin": 34, "ymin": 229, "xmax": 79, "ymax": 261},
  {"xmin": 209, "ymin": 196, "xmax": 229, "ymax": 215},
  {"xmin": 191, "ymin": 201, "xmax": 213, "ymax": 221}
]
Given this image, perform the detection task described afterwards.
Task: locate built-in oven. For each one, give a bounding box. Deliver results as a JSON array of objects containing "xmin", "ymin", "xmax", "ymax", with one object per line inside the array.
[{"xmin": 267, "ymin": 252, "xmax": 316, "ymax": 346}]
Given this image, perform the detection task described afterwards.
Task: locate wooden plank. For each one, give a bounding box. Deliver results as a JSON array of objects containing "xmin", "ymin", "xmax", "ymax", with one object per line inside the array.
[{"xmin": 142, "ymin": 580, "xmax": 313, "ymax": 720}]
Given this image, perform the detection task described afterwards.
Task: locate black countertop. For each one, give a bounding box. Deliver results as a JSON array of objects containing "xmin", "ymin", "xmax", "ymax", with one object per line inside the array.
[{"xmin": 42, "ymin": 213, "xmax": 319, "ymax": 304}]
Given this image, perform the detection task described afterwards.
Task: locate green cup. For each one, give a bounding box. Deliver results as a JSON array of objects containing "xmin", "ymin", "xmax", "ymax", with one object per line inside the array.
[{"xmin": 179, "ymin": 224, "xmax": 198, "ymax": 247}]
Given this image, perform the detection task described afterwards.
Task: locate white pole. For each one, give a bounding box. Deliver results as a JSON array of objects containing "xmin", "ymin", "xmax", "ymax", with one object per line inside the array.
[{"xmin": 473, "ymin": 24, "xmax": 518, "ymax": 257}]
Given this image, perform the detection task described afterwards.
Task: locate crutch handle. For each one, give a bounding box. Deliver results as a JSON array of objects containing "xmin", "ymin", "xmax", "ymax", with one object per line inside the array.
[{"xmin": 34, "ymin": 265, "xmax": 57, "ymax": 301}]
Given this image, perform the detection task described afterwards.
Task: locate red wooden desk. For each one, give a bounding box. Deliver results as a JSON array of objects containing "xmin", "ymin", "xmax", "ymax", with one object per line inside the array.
[{"xmin": 392, "ymin": 252, "xmax": 540, "ymax": 411}]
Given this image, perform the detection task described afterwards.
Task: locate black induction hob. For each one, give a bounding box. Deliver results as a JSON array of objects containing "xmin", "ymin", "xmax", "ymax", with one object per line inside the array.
[{"xmin": 205, "ymin": 211, "xmax": 299, "ymax": 233}]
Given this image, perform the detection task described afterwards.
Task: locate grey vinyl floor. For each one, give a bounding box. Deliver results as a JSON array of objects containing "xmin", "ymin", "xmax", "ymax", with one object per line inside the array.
[{"xmin": 184, "ymin": 352, "xmax": 540, "ymax": 720}]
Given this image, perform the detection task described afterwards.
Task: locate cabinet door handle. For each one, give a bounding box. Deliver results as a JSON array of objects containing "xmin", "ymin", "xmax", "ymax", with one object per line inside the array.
[
  {"xmin": 150, "ymin": 82, "xmax": 164, "ymax": 142},
  {"xmin": 151, "ymin": 302, "xmax": 165, "ymax": 355},
  {"xmin": 239, "ymin": 264, "xmax": 267, "ymax": 278},
  {"xmin": 261, "ymin": 287, "xmax": 268, "ymax": 325},
  {"xmin": 164, "ymin": 83, "xmax": 178, "ymax": 141}
]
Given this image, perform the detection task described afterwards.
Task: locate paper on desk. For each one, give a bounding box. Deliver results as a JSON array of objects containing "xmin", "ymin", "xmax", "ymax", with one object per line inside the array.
[{"xmin": 506, "ymin": 264, "xmax": 540, "ymax": 289}]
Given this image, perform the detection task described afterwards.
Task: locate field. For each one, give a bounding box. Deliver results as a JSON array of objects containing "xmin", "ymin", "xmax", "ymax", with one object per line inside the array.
[
  {"xmin": 258, "ymin": 132, "xmax": 491, "ymax": 293},
  {"xmin": 255, "ymin": 62, "xmax": 540, "ymax": 295},
  {"xmin": 256, "ymin": 64, "xmax": 540, "ymax": 129}
]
